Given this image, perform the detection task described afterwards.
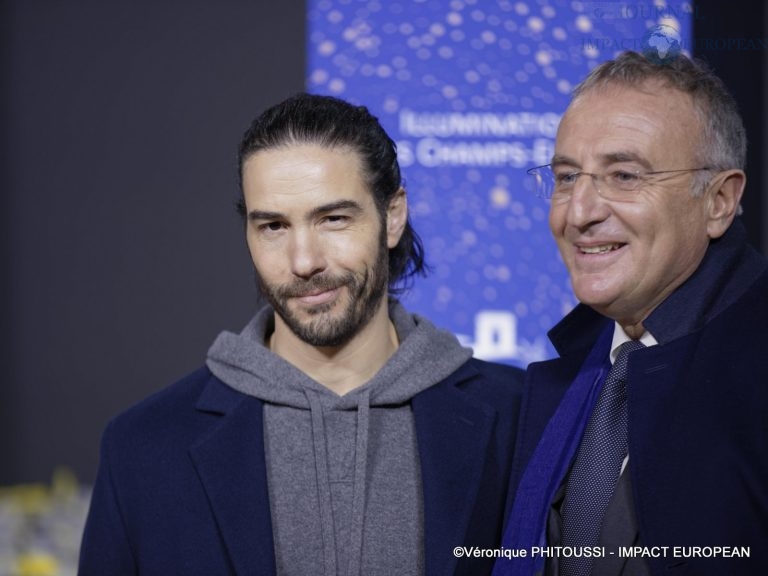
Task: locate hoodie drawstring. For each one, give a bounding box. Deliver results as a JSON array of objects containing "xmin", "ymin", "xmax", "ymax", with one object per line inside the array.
[
  {"xmin": 346, "ymin": 388, "xmax": 370, "ymax": 576},
  {"xmin": 306, "ymin": 390, "xmax": 338, "ymax": 575},
  {"xmin": 305, "ymin": 388, "xmax": 371, "ymax": 576}
]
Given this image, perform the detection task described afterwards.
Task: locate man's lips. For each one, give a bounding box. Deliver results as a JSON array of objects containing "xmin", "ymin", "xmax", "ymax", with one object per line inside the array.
[
  {"xmin": 293, "ymin": 286, "xmax": 341, "ymax": 306},
  {"xmin": 576, "ymin": 242, "xmax": 626, "ymax": 255}
]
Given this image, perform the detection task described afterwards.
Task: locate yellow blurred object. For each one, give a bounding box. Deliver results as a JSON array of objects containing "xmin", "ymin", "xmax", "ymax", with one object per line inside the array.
[
  {"xmin": 0, "ymin": 468, "xmax": 90, "ymax": 576},
  {"xmin": 14, "ymin": 552, "xmax": 59, "ymax": 576},
  {"xmin": 0, "ymin": 484, "xmax": 48, "ymax": 516},
  {"xmin": 51, "ymin": 468, "xmax": 79, "ymax": 502}
]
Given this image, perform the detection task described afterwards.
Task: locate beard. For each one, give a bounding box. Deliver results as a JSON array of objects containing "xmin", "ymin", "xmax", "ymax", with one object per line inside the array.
[{"xmin": 256, "ymin": 233, "xmax": 389, "ymax": 348}]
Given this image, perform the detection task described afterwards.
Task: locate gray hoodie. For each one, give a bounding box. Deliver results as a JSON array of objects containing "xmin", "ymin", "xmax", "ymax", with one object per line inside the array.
[{"xmin": 206, "ymin": 301, "xmax": 473, "ymax": 576}]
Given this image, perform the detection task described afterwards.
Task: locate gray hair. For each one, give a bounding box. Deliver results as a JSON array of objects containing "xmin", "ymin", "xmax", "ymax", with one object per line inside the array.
[{"xmin": 572, "ymin": 51, "xmax": 747, "ymax": 197}]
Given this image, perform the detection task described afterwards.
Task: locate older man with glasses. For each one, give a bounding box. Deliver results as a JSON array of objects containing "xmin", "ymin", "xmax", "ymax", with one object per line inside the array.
[{"xmin": 495, "ymin": 51, "xmax": 767, "ymax": 576}]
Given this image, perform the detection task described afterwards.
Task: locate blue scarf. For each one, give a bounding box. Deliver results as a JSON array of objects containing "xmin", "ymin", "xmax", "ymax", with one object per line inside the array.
[{"xmin": 493, "ymin": 324, "xmax": 613, "ymax": 576}]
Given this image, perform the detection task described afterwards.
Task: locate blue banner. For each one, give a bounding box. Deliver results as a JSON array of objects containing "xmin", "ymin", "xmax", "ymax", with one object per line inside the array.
[{"xmin": 307, "ymin": 0, "xmax": 693, "ymax": 366}]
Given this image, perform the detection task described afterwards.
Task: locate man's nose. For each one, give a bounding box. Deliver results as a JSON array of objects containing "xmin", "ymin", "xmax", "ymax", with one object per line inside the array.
[
  {"xmin": 288, "ymin": 228, "xmax": 327, "ymax": 279},
  {"xmin": 565, "ymin": 173, "xmax": 610, "ymax": 229}
]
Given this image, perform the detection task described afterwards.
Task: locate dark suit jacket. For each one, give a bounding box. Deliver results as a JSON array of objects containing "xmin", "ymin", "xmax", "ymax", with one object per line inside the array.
[
  {"xmin": 79, "ymin": 358, "xmax": 523, "ymax": 576},
  {"xmin": 510, "ymin": 267, "xmax": 768, "ymax": 575}
]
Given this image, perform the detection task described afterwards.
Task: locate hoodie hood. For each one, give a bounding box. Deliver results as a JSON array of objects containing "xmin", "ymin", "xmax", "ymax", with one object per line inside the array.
[{"xmin": 205, "ymin": 299, "xmax": 472, "ymax": 408}]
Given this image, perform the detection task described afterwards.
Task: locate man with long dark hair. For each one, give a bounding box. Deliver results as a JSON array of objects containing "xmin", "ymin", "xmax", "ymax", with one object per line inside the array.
[{"xmin": 80, "ymin": 93, "xmax": 524, "ymax": 576}]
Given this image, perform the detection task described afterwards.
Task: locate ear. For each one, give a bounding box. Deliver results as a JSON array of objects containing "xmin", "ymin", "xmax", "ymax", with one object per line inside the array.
[
  {"xmin": 386, "ymin": 187, "xmax": 408, "ymax": 249},
  {"xmin": 706, "ymin": 169, "xmax": 745, "ymax": 239}
]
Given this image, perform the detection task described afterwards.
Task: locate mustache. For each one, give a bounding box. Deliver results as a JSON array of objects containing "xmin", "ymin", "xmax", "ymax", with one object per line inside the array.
[{"xmin": 274, "ymin": 273, "xmax": 352, "ymax": 299}]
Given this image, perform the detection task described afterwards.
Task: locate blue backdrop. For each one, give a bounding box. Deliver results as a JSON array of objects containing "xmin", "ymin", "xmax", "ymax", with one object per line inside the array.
[{"xmin": 307, "ymin": 0, "xmax": 693, "ymax": 366}]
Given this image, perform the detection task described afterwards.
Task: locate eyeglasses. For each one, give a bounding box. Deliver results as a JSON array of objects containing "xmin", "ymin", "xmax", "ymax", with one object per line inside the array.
[{"xmin": 527, "ymin": 164, "xmax": 713, "ymax": 203}]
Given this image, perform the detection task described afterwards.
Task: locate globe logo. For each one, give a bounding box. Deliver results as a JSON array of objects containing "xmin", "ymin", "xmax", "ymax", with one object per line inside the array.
[{"xmin": 641, "ymin": 25, "xmax": 683, "ymax": 65}]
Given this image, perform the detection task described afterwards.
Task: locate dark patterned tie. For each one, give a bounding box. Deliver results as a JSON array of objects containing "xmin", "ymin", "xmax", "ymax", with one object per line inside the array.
[{"xmin": 559, "ymin": 339, "xmax": 646, "ymax": 576}]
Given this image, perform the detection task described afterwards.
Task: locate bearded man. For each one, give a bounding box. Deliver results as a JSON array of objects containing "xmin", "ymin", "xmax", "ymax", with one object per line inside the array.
[{"xmin": 79, "ymin": 93, "xmax": 524, "ymax": 576}]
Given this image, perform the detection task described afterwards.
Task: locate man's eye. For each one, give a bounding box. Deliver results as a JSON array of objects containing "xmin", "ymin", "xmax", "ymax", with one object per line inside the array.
[
  {"xmin": 555, "ymin": 172, "xmax": 580, "ymax": 185},
  {"xmin": 323, "ymin": 214, "xmax": 350, "ymax": 226},
  {"xmin": 611, "ymin": 170, "xmax": 640, "ymax": 183},
  {"xmin": 260, "ymin": 222, "xmax": 284, "ymax": 232}
]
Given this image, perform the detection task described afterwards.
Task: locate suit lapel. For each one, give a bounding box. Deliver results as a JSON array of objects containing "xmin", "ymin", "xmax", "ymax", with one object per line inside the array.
[
  {"xmin": 189, "ymin": 378, "xmax": 276, "ymax": 576},
  {"xmin": 412, "ymin": 364, "xmax": 499, "ymax": 576},
  {"xmin": 625, "ymin": 337, "xmax": 696, "ymax": 575}
]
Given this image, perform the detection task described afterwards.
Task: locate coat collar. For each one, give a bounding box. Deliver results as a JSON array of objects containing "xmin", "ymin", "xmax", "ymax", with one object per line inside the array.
[
  {"xmin": 189, "ymin": 376, "xmax": 276, "ymax": 576},
  {"xmin": 644, "ymin": 219, "xmax": 766, "ymax": 344},
  {"xmin": 412, "ymin": 360, "xmax": 502, "ymax": 576}
]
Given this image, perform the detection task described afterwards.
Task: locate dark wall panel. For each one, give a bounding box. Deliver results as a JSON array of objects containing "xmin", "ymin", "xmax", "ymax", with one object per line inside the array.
[
  {"xmin": 694, "ymin": 1, "xmax": 766, "ymax": 253},
  {"xmin": 2, "ymin": 0, "xmax": 305, "ymax": 484}
]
